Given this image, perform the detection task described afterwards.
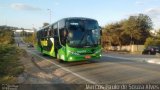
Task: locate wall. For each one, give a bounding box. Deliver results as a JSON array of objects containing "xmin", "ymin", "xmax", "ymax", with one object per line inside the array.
[{"xmin": 108, "ymin": 45, "xmax": 145, "ymax": 52}]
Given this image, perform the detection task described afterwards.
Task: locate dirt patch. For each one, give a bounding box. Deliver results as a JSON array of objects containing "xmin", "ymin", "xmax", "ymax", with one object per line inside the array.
[{"xmin": 18, "ymin": 53, "xmax": 65, "ymax": 84}]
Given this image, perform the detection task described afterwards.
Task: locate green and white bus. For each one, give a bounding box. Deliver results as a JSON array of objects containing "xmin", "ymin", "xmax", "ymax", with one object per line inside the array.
[{"xmin": 36, "ymin": 17, "xmax": 102, "ymax": 62}]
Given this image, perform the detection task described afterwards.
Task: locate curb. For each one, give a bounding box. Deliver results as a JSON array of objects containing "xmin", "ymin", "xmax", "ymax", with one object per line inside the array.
[
  {"xmin": 147, "ymin": 59, "xmax": 160, "ymax": 65},
  {"xmin": 105, "ymin": 55, "xmax": 160, "ymax": 65}
]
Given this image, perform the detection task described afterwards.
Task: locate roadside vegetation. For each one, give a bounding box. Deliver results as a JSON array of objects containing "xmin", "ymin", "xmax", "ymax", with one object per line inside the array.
[
  {"xmin": 22, "ymin": 23, "xmax": 49, "ymax": 44},
  {"xmin": 144, "ymin": 30, "xmax": 160, "ymax": 47},
  {"xmin": 102, "ymin": 14, "xmax": 160, "ymax": 51},
  {"xmin": 0, "ymin": 45, "xmax": 25, "ymax": 83},
  {"xmin": 22, "ymin": 31, "xmax": 36, "ymax": 45},
  {"xmin": 0, "ymin": 26, "xmax": 25, "ymax": 83},
  {"xmin": 0, "ymin": 26, "xmax": 15, "ymax": 44}
]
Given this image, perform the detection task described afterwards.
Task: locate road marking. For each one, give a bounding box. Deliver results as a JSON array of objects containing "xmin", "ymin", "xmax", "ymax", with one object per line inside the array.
[{"xmin": 27, "ymin": 50, "xmax": 96, "ymax": 84}]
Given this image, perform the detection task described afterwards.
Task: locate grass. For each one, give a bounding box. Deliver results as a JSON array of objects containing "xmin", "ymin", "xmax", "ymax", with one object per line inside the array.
[{"xmin": 0, "ymin": 44, "xmax": 26, "ymax": 84}]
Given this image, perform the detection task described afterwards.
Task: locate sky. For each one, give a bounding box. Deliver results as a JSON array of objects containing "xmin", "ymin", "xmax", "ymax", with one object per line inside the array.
[{"xmin": 0, "ymin": 0, "xmax": 160, "ymax": 30}]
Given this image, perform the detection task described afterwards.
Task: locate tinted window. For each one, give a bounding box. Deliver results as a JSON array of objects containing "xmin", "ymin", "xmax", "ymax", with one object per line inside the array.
[
  {"xmin": 59, "ymin": 20, "xmax": 65, "ymax": 29},
  {"xmin": 66, "ymin": 19, "xmax": 100, "ymax": 47},
  {"xmin": 53, "ymin": 24, "xmax": 58, "ymax": 36}
]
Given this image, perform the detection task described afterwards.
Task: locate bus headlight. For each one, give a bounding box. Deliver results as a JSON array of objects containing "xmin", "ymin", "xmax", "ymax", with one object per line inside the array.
[
  {"xmin": 61, "ymin": 55, "xmax": 65, "ymax": 60},
  {"xmin": 69, "ymin": 57, "xmax": 73, "ymax": 60},
  {"xmin": 95, "ymin": 49, "xmax": 101, "ymax": 54}
]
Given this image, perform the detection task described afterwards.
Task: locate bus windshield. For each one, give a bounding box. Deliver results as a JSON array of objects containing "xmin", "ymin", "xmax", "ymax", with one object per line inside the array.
[{"xmin": 67, "ymin": 19, "xmax": 100, "ymax": 48}]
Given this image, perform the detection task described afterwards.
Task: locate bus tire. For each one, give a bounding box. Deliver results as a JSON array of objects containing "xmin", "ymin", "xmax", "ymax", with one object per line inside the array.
[
  {"xmin": 41, "ymin": 48, "xmax": 46, "ymax": 56},
  {"xmin": 41, "ymin": 48, "xmax": 43, "ymax": 55},
  {"xmin": 56, "ymin": 53, "xmax": 59, "ymax": 59},
  {"xmin": 59, "ymin": 59, "xmax": 64, "ymax": 63}
]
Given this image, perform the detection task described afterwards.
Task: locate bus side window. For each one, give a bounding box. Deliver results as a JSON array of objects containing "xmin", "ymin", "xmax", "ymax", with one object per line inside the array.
[
  {"xmin": 40, "ymin": 30, "xmax": 42, "ymax": 38},
  {"xmin": 41, "ymin": 29, "xmax": 44, "ymax": 38},
  {"xmin": 41, "ymin": 30, "xmax": 44, "ymax": 38},
  {"xmin": 59, "ymin": 20, "xmax": 66, "ymax": 45},
  {"xmin": 60, "ymin": 30, "xmax": 67, "ymax": 45},
  {"xmin": 53, "ymin": 23, "xmax": 61, "ymax": 49},
  {"xmin": 37, "ymin": 32, "xmax": 39, "ymax": 39},
  {"xmin": 44, "ymin": 29, "xmax": 47, "ymax": 37},
  {"xmin": 47, "ymin": 27, "xmax": 50, "ymax": 37},
  {"xmin": 53, "ymin": 24, "xmax": 58, "ymax": 37},
  {"xmin": 50, "ymin": 26, "xmax": 54, "ymax": 37}
]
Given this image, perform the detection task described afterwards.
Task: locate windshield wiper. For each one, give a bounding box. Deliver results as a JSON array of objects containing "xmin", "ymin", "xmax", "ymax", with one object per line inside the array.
[
  {"xmin": 79, "ymin": 30, "xmax": 97, "ymax": 47},
  {"xmin": 78, "ymin": 31, "xmax": 87, "ymax": 47}
]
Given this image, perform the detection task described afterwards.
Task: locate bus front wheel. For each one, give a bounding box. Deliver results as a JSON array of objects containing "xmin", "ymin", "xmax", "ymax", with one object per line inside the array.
[{"xmin": 56, "ymin": 53, "xmax": 64, "ymax": 63}]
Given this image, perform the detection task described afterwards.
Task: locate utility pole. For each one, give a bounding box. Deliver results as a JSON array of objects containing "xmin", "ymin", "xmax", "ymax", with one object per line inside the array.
[{"xmin": 47, "ymin": 9, "xmax": 52, "ymax": 24}]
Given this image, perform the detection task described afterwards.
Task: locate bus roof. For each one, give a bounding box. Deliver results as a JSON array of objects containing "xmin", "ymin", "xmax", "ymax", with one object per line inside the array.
[
  {"xmin": 39, "ymin": 17, "xmax": 97, "ymax": 31},
  {"xmin": 62, "ymin": 17, "xmax": 97, "ymax": 21}
]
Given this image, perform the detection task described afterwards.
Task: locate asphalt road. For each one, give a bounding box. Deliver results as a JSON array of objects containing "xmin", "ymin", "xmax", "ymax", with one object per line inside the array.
[{"xmin": 15, "ymin": 36, "xmax": 160, "ymax": 85}]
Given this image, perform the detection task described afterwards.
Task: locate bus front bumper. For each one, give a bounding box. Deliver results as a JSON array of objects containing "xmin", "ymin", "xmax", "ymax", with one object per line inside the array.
[{"xmin": 67, "ymin": 54, "xmax": 101, "ymax": 62}]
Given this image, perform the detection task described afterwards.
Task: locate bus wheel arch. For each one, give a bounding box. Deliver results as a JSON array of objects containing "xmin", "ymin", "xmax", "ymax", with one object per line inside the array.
[{"xmin": 56, "ymin": 53, "xmax": 65, "ymax": 63}]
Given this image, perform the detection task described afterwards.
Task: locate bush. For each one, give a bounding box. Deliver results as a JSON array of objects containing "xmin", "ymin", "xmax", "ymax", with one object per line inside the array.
[
  {"xmin": 144, "ymin": 37, "xmax": 160, "ymax": 47},
  {"xmin": 0, "ymin": 29, "xmax": 14, "ymax": 44},
  {"xmin": 23, "ymin": 32, "xmax": 36, "ymax": 44},
  {"xmin": 0, "ymin": 44, "xmax": 25, "ymax": 83}
]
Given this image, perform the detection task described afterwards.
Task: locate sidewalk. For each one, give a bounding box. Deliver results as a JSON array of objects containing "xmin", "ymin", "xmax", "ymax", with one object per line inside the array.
[
  {"xmin": 147, "ymin": 59, "xmax": 160, "ymax": 65},
  {"xmin": 148, "ymin": 53, "xmax": 160, "ymax": 65}
]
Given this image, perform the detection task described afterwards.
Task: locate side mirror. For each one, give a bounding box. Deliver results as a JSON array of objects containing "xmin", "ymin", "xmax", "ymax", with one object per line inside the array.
[
  {"xmin": 100, "ymin": 30, "xmax": 102, "ymax": 36},
  {"xmin": 99, "ymin": 26, "xmax": 102, "ymax": 36}
]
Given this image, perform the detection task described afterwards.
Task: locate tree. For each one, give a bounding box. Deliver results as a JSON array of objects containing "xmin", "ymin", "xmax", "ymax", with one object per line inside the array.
[
  {"xmin": 0, "ymin": 26, "xmax": 15, "ymax": 44},
  {"xmin": 144, "ymin": 37, "xmax": 154, "ymax": 47},
  {"xmin": 136, "ymin": 14, "xmax": 152, "ymax": 44},
  {"xmin": 43, "ymin": 22, "xmax": 49, "ymax": 27},
  {"xmin": 145, "ymin": 37, "xmax": 160, "ymax": 47},
  {"xmin": 123, "ymin": 14, "xmax": 152, "ymax": 45},
  {"xmin": 123, "ymin": 16, "xmax": 140, "ymax": 45},
  {"xmin": 102, "ymin": 14, "xmax": 153, "ymax": 52},
  {"xmin": 155, "ymin": 29, "xmax": 160, "ymax": 39},
  {"xmin": 103, "ymin": 21, "xmax": 126, "ymax": 50}
]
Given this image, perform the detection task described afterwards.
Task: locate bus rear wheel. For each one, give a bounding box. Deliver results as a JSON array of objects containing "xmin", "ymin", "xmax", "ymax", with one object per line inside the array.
[{"xmin": 41, "ymin": 48, "xmax": 45, "ymax": 56}]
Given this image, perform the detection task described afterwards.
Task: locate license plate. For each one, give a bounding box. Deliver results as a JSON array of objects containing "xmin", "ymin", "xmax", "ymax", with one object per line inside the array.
[{"xmin": 85, "ymin": 55, "xmax": 91, "ymax": 59}]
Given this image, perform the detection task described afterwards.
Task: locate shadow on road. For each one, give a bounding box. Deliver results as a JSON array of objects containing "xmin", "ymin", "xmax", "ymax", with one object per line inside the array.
[{"xmin": 40, "ymin": 53, "xmax": 141, "ymax": 67}]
